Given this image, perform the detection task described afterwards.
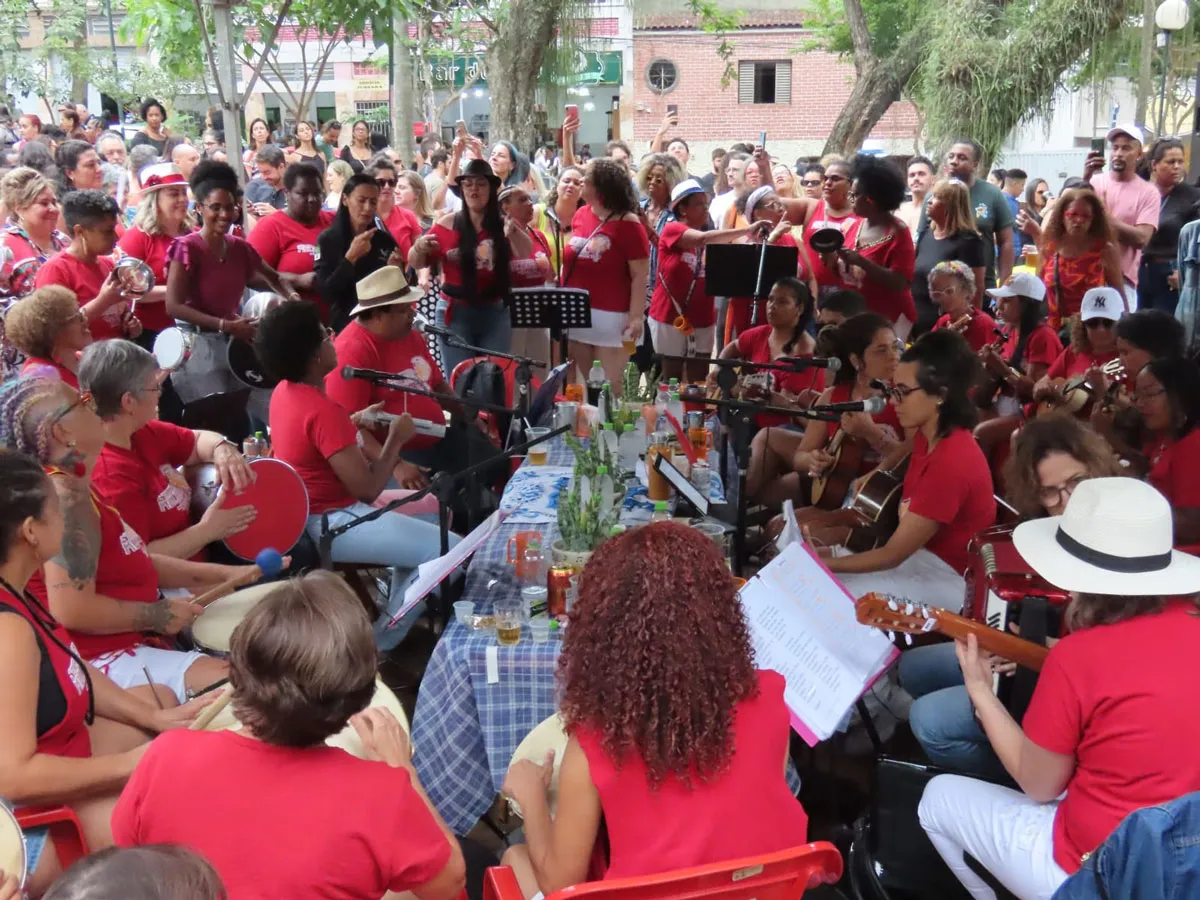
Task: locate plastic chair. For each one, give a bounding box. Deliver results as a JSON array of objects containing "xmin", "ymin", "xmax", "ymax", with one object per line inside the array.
[
  {"xmin": 15, "ymin": 806, "xmax": 88, "ymax": 871},
  {"xmin": 483, "ymin": 842, "xmax": 844, "ymax": 900}
]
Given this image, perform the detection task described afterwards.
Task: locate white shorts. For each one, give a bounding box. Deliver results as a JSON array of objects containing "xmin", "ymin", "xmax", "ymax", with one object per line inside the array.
[
  {"xmin": 648, "ymin": 317, "xmax": 715, "ymax": 359},
  {"xmin": 90, "ymin": 645, "xmax": 209, "ymax": 704},
  {"xmin": 570, "ymin": 308, "xmax": 630, "ymax": 349}
]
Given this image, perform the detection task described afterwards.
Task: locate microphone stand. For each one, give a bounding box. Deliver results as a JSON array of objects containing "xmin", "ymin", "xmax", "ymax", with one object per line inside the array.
[
  {"xmin": 675, "ymin": 390, "xmax": 837, "ymax": 575},
  {"xmin": 654, "ymin": 352, "xmax": 835, "ymax": 376},
  {"xmin": 320, "ymin": 424, "xmax": 572, "ymax": 626}
]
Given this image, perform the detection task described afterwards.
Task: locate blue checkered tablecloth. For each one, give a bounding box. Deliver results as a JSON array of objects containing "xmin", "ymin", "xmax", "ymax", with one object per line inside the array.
[{"xmin": 411, "ymin": 435, "xmax": 790, "ymax": 836}]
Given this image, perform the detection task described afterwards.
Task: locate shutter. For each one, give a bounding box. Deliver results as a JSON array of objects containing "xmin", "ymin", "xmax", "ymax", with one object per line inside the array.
[
  {"xmin": 738, "ymin": 61, "xmax": 754, "ymax": 104},
  {"xmin": 774, "ymin": 60, "xmax": 792, "ymax": 104}
]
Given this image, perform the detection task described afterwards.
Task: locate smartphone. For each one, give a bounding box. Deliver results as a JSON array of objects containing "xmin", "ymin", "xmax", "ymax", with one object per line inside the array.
[
  {"xmin": 667, "ymin": 104, "xmax": 678, "ymax": 125},
  {"xmin": 454, "ymin": 119, "xmax": 468, "ymax": 139},
  {"xmin": 760, "ymin": 130, "xmax": 767, "ymax": 149},
  {"xmin": 564, "ymin": 103, "xmax": 578, "ymax": 123},
  {"xmin": 1018, "ymin": 199, "xmax": 1029, "ymax": 213}
]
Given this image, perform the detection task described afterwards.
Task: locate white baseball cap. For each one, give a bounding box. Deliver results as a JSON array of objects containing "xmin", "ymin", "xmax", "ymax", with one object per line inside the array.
[
  {"xmin": 987, "ymin": 272, "xmax": 1046, "ymax": 302},
  {"xmin": 1079, "ymin": 286, "xmax": 1125, "ymax": 322},
  {"xmin": 1106, "ymin": 123, "xmax": 1146, "ymax": 146}
]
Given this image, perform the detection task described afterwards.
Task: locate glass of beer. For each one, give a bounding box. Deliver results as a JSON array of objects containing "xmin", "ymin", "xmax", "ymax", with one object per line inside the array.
[
  {"xmin": 525, "ymin": 427, "xmax": 550, "ymax": 465},
  {"xmin": 494, "ymin": 598, "xmax": 523, "ymax": 646}
]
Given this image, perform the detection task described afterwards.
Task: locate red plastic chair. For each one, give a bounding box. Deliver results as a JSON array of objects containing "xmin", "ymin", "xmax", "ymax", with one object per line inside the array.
[
  {"xmin": 15, "ymin": 806, "xmax": 88, "ymax": 871},
  {"xmin": 483, "ymin": 842, "xmax": 844, "ymax": 900}
]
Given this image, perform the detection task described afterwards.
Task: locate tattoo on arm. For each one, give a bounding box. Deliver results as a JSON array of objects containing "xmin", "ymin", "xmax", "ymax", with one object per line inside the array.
[
  {"xmin": 133, "ymin": 599, "xmax": 172, "ymax": 634},
  {"xmin": 49, "ymin": 478, "xmax": 101, "ymax": 590}
]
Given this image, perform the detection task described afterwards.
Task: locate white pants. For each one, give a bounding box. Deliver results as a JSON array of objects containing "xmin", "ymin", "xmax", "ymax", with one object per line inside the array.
[
  {"xmin": 919, "ymin": 774, "xmax": 1069, "ymax": 900},
  {"xmin": 91, "ymin": 644, "xmax": 207, "ymax": 704},
  {"xmin": 836, "ymin": 546, "xmax": 965, "ymax": 611}
]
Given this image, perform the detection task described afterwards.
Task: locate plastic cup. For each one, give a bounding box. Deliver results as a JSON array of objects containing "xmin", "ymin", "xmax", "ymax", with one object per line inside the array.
[
  {"xmin": 494, "ymin": 598, "xmax": 523, "ymax": 646},
  {"xmin": 454, "ymin": 600, "xmax": 474, "ymax": 626},
  {"xmin": 526, "ymin": 426, "xmax": 551, "ymax": 465},
  {"xmin": 530, "ymin": 616, "xmax": 551, "ymax": 643}
]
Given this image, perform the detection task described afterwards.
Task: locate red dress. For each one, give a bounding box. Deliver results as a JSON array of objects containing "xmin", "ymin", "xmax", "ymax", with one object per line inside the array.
[
  {"xmin": 849, "ymin": 222, "xmax": 916, "ymax": 326},
  {"xmin": 1042, "ymin": 240, "xmax": 1108, "ymax": 330},
  {"xmin": 802, "ymin": 201, "xmax": 860, "ymax": 289}
]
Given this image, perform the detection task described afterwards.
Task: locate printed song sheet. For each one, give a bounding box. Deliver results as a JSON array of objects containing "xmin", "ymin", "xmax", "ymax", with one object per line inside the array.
[{"xmin": 739, "ymin": 542, "xmax": 899, "ymax": 745}]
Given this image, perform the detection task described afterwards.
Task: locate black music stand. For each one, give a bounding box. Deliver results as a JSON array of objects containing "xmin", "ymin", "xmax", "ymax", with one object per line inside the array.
[
  {"xmin": 706, "ymin": 243, "xmax": 800, "ymax": 328},
  {"xmin": 509, "ymin": 287, "xmax": 592, "ymax": 369}
]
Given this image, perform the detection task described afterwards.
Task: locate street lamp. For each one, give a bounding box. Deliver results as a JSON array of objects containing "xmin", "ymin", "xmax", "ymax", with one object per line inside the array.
[{"xmin": 1155, "ymin": 0, "xmax": 1190, "ymax": 135}]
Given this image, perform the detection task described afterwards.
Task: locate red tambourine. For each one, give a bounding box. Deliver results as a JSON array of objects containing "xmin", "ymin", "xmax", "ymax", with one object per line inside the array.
[{"xmin": 218, "ymin": 457, "xmax": 309, "ymax": 560}]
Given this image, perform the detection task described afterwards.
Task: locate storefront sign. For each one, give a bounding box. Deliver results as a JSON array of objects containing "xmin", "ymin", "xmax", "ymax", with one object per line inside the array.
[{"xmin": 427, "ymin": 51, "xmax": 621, "ymax": 88}]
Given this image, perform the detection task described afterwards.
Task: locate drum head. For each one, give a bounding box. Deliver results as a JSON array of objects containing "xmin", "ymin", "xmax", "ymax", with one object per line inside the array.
[
  {"xmin": 0, "ymin": 804, "xmax": 26, "ymax": 888},
  {"xmin": 326, "ymin": 680, "xmax": 410, "ymax": 758},
  {"xmin": 221, "ymin": 458, "xmax": 309, "ymax": 561},
  {"xmin": 508, "ymin": 714, "xmax": 568, "ymax": 816},
  {"xmin": 192, "ymin": 581, "xmax": 282, "ymax": 654},
  {"xmin": 153, "ymin": 328, "xmax": 189, "ymax": 370},
  {"xmin": 226, "ymin": 338, "xmax": 279, "ymax": 390}
]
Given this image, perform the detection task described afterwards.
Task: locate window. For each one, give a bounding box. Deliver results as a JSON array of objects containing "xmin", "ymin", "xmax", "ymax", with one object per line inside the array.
[
  {"xmin": 646, "ymin": 59, "xmax": 677, "ymax": 94},
  {"xmin": 737, "ymin": 60, "xmax": 791, "ymax": 105},
  {"xmin": 87, "ymin": 14, "xmax": 125, "ymax": 36}
]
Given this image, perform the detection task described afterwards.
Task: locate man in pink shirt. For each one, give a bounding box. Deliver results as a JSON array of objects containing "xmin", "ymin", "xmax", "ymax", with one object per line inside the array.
[{"xmin": 1083, "ymin": 123, "xmax": 1159, "ymax": 292}]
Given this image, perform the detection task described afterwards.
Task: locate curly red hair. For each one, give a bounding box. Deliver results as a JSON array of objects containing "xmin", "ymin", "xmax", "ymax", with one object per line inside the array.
[{"xmin": 557, "ymin": 522, "xmax": 759, "ymax": 787}]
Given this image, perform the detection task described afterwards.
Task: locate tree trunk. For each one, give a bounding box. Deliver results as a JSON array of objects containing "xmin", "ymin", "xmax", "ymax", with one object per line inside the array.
[
  {"xmin": 1135, "ymin": 0, "xmax": 1155, "ymax": 125},
  {"xmin": 485, "ymin": 0, "xmax": 563, "ymax": 147},
  {"xmin": 822, "ymin": 35, "xmax": 926, "ymax": 157},
  {"xmin": 392, "ymin": 11, "xmax": 414, "ymax": 163}
]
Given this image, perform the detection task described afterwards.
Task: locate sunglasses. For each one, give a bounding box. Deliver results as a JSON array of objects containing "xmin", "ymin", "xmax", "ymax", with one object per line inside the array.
[
  {"xmin": 374, "ymin": 178, "xmax": 397, "ymax": 188},
  {"xmin": 801, "ymin": 179, "xmax": 822, "ymax": 187},
  {"xmin": 52, "ymin": 390, "xmax": 96, "ymax": 425},
  {"xmin": 1084, "ymin": 318, "xmax": 1115, "ymax": 329}
]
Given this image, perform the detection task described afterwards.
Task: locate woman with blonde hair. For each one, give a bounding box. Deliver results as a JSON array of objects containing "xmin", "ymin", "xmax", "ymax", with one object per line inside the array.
[
  {"xmin": 773, "ymin": 162, "xmax": 800, "ymax": 199},
  {"xmin": 323, "ymin": 158, "xmax": 354, "ymax": 211},
  {"xmin": 912, "ymin": 178, "xmax": 986, "ymax": 336},
  {"xmin": 1, "ymin": 167, "xmax": 68, "ymax": 299},
  {"xmin": 396, "ymin": 170, "xmax": 436, "ymax": 231},
  {"xmin": 1033, "ymin": 188, "xmax": 1124, "ymax": 331}
]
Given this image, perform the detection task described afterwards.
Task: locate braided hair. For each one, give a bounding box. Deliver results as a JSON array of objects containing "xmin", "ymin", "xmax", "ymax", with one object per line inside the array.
[
  {"xmin": 0, "ymin": 373, "xmax": 72, "ymax": 464},
  {"xmin": 0, "ymin": 450, "xmax": 52, "ymax": 565}
]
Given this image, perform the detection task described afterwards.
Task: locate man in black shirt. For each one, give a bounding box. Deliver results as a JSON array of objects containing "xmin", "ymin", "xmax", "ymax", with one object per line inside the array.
[{"xmin": 697, "ymin": 147, "xmax": 726, "ymax": 197}]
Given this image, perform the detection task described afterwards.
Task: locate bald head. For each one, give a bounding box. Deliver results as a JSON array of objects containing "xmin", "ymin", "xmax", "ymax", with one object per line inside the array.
[{"xmin": 171, "ymin": 143, "xmax": 201, "ymax": 179}]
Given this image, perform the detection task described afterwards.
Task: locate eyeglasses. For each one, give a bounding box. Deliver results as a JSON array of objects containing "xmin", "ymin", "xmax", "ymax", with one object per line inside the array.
[
  {"xmin": 1133, "ymin": 386, "xmax": 1166, "ymax": 404},
  {"xmin": 1038, "ymin": 474, "xmax": 1088, "ymax": 507},
  {"xmin": 202, "ymin": 202, "xmax": 237, "ymax": 214},
  {"xmin": 889, "ymin": 384, "xmax": 922, "ymax": 401},
  {"xmin": 374, "ymin": 178, "xmax": 397, "ymax": 188}
]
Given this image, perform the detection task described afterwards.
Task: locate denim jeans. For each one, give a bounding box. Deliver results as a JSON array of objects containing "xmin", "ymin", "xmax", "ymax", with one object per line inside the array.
[
  {"xmin": 436, "ymin": 297, "xmax": 512, "ymax": 377},
  {"xmin": 899, "ymin": 642, "xmax": 1007, "ymax": 782},
  {"xmin": 306, "ymin": 503, "xmax": 460, "ymax": 652},
  {"xmin": 1138, "ymin": 258, "xmax": 1178, "ymax": 315}
]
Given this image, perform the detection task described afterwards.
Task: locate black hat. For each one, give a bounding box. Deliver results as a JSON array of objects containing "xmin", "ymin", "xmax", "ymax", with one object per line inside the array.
[{"xmin": 451, "ymin": 158, "xmax": 502, "ymax": 195}]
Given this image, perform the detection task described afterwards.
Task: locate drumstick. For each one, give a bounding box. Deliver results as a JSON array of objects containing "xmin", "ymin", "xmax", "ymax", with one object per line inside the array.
[
  {"xmin": 190, "ymin": 683, "xmax": 235, "ymax": 731},
  {"xmin": 190, "ymin": 548, "xmax": 285, "ymax": 609}
]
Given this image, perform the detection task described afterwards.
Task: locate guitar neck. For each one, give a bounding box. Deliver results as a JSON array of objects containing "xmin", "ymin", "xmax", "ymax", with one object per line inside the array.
[{"xmin": 931, "ymin": 608, "xmax": 1049, "ymax": 671}]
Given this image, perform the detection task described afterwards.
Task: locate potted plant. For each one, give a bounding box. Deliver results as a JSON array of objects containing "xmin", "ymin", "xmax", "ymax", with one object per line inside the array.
[{"xmin": 553, "ymin": 428, "xmax": 621, "ymax": 566}]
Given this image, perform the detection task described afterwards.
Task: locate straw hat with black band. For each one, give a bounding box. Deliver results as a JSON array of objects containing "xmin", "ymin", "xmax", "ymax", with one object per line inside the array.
[
  {"xmin": 1013, "ymin": 477, "xmax": 1200, "ymax": 596},
  {"xmin": 350, "ymin": 266, "xmax": 416, "ymax": 318}
]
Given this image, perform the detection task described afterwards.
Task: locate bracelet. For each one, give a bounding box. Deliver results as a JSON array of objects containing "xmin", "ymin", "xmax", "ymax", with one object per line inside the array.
[
  {"xmin": 213, "ymin": 438, "xmax": 237, "ymax": 457},
  {"xmin": 218, "ymin": 319, "xmax": 226, "ymax": 334}
]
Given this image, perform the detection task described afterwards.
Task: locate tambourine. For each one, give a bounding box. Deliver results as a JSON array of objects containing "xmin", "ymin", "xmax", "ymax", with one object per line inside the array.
[
  {"xmin": 7, "ymin": 258, "xmax": 42, "ymax": 298},
  {"xmin": 152, "ymin": 326, "xmax": 195, "ymax": 371},
  {"xmin": 114, "ymin": 257, "xmax": 156, "ymax": 295},
  {"xmin": 0, "ymin": 803, "xmax": 26, "ymax": 890},
  {"xmin": 808, "ymin": 227, "xmax": 846, "ymax": 255},
  {"xmin": 672, "ymin": 315, "xmax": 694, "ymax": 335}
]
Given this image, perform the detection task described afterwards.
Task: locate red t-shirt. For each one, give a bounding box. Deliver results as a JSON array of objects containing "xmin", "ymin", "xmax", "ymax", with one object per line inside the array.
[
  {"xmin": 509, "ymin": 227, "xmax": 553, "ymax": 288},
  {"xmin": 1023, "ymin": 601, "xmax": 1200, "ymax": 873},
  {"xmin": 1046, "ymin": 346, "xmax": 1119, "ymax": 381},
  {"xmin": 326, "ymin": 320, "xmax": 445, "ymax": 451},
  {"xmin": 382, "ymin": 206, "xmax": 422, "ymax": 263},
  {"xmin": 27, "ymin": 482, "xmax": 159, "ymax": 660},
  {"xmin": 21, "ymin": 357, "xmax": 79, "ymax": 388},
  {"xmin": 92, "ymin": 421, "xmax": 197, "ymax": 548},
  {"xmin": 852, "ymin": 225, "xmax": 916, "ymax": 325},
  {"xmin": 900, "ymin": 428, "xmax": 995, "ymax": 574},
  {"xmin": 1144, "ymin": 427, "xmax": 1200, "ymax": 553},
  {"xmin": 34, "ymin": 252, "xmax": 126, "ymax": 340},
  {"xmin": 117, "ymin": 227, "xmax": 185, "ymax": 332},
  {"xmin": 823, "ymin": 384, "xmax": 904, "ymax": 474},
  {"xmin": 426, "ymin": 222, "xmax": 503, "ymax": 302},
  {"xmin": 727, "ymin": 233, "xmax": 799, "ymax": 338},
  {"xmin": 649, "ymin": 221, "xmax": 713, "ymax": 328},
  {"xmin": 247, "ymin": 210, "xmax": 334, "ymax": 305},
  {"xmin": 112, "ymin": 729, "xmax": 453, "ymax": 900},
  {"xmin": 574, "ymin": 670, "xmax": 808, "ymax": 881},
  {"xmin": 934, "ymin": 310, "xmax": 998, "ymax": 353},
  {"xmin": 735, "ymin": 325, "xmax": 823, "ymax": 428},
  {"xmin": 269, "ymin": 381, "xmax": 358, "ymax": 514},
  {"xmin": 562, "ymin": 207, "xmax": 651, "ymax": 314},
  {"xmin": 802, "ymin": 201, "xmax": 860, "ymax": 287},
  {"xmin": 1001, "ymin": 323, "xmax": 1063, "ymax": 370}
]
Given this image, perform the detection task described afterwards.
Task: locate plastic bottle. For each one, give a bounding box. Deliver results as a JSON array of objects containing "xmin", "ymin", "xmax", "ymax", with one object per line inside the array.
[
  {"xmin": 254, "ymin": 430, "xmax": 270, "ymax": 457},
  {"xmin": 618, "ymin": 418, "xmax": 643, "ymax": 474},
  {"xmin": 595, "ymin": 464, "xmax": 616, "ymax": 514},
  {"xmin": 650, "ymin": 500, "xmax": 671, "ymax": 523},
  {"xmin": 667, "ymin": 390, "xmax": 684, "ymax": 432},
  {"xmin": 520, "ymin": 537, "xmax": 547, "ymax": 588},
  {"xmin": 242, "ymin": 436, "xmax": 260, "ymax": 459},
  {"xmin": 586, "ymin": 360, "xmax": 606, "ymax": 406},
  {"xmin": 600, "ymin": 421, "xmax": 619, "ymax": 462},
  {"xmin": 654, "ymin": 383, "xmax": 670, "ymax": 431}
]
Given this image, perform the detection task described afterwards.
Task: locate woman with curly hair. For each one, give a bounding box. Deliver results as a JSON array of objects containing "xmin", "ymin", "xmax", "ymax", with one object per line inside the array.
[
  {"xmin": 1032, "ymin": 287, "xmax": 1122, "ymax": 420},
  {"xmin": 561, "ymin": 157, "xmax": 650, "ymax": 387},
  {"xmin": 0, "ymin": 167, "xmax": 68, "ymax": 300},
  {"xmin": 1032, "ymin": 187, "xmax": 1124, "ymax": 331},
  {"xmin": 128, "ymin": 99, "xmax": 169, "ymax": 157},
  {"xmin": 4, "ymin": 285, "xmax": 92, "ymax": 386},
  {"xmin": 928, "ymin": 260, "xmax": 996, "ymax": 352},
  {"xmin": 500, "ymin": 523, "xmax": 808, "ymax": 897},
  {"xmin": 111, "ymin": 571, "xmax": 467, "ymax": 900},
  {"xmin": 900, "ymin": 413, "xmax": 1123, "ymax": 781}
]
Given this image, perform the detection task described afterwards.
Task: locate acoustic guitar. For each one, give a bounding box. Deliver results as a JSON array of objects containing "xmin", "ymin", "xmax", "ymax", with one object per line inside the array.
[
  {"xmin": 855, "ymin": 592, "xmax": 1049, "ymax": 672},
  {"xmin": 810, "ymin": 427, "xmax": 865, "ymax": 510},
  {"xmin": 1035, "ymin": 358, "xmax": 1124, "ymax": 418},
  {"xmin": 844, "ymin": 454, "xmax": 911, "ymax": 552}
]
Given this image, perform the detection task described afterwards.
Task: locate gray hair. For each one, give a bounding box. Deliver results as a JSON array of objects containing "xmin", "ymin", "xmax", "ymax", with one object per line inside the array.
[
  {"xmin": 78, "ymin": 339, "xmax": 159, "ymax": 419},
  {"xmin": 927, "ymin": 259, "xmax": 976, "ymax": 297},
  {"xmin": 255, "ymin": 143, "xmax": 285, "ymax": 168},
  {"xmin": 128, "ymin": 145, "xmax": 159, "ymax": 181},
  {"xmin": 100, "ymin": 162, "xmax": 124, "ymax": 190}
]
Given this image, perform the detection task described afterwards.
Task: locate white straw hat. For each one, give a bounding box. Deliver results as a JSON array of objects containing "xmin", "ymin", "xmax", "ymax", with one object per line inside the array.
[{"xmin": 1013, "ymin": 477, "xmax": 1200, "ymax": 595}]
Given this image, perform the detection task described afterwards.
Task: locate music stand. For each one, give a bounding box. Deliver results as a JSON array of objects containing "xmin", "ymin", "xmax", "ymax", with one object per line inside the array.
[
  {"xmin": 509, "ymin": 287, "xmax": 592, "ymax": 369},
  {"xmin": 706, "ymin": 243, "xmax": 800, "ymax": 326}
]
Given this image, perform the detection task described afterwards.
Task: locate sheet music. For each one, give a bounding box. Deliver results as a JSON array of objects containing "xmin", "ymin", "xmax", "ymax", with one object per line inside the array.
[{"xmin": 740, "ymin": 543, "xmax": 898, "ymax": 743}]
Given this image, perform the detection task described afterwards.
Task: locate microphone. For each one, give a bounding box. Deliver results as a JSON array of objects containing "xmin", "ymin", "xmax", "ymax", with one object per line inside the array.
[
  {"xmin": 782, "ymin": 356, "xmax": 842, "ymax": 373},
  {"xmin": 413, "ymin": 318, "xmax": 455, "ymax": 339},
  {"xmin": 810, "ymin": 396, "xmax": 888, "ymax": 415},
  {"xmin": 341, "ymin": 365, "xmax": 403, "ymax": 384}
]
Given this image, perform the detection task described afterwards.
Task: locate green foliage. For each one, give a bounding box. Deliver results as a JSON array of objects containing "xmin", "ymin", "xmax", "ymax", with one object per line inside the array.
[
  {"xmin": 620, "ymin": 363, "xmax": 660, "ymax": 405},
  {"xmin": 683, "ymin": 0, "xmax": 741, "ymax": 87},
  {"xmin": 802, "ymin": 0, "xmax": 925, "ymax": 60},
  {"xmin": 557, "ymin": 426, "xmax": 621, "ymax": 552}
]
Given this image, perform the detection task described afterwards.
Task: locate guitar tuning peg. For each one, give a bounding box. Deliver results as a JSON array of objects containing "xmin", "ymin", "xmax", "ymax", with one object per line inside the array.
[
  {"xmin": 887, "ymin": 599, "xmax": 899, "ymax": 611},
  {"xmin": 904, "ymin": 602, "xmax": 914, "ymax": 615},
  {"xmin": 904, "ymin": 633, "xmax": 914, "ymax": 646}
]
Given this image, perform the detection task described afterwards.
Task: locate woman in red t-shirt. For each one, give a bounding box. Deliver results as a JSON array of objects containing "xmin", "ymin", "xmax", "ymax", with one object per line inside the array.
[
  {"xmin": 499, "ymin": 186, "xmax": 554, "ymax": 372},
  {"xmin": 117, "ymin": 162, "xmax": 193, "ymax": 340},
  {"xmin": 81, "ymin": 340, "xmax": 257, "ymax": 559},
  {"xmin": 749, "ymin": 312, "xmax": 905, "ymax": 508},
  {"xmin": 821, "ymin": 330, "xmax": 996, "ymax": 612},
  {"xmin": 650, "ymin": 181, "xmax": 769, "ymax": 382},
  {"xmin": 0, "ymin": 444, "xmax": 214, "ymax": 893},
  {"xmin": 1033, "ymin": 287, "xmax": 1122, "ymax": 420},
  {"xmin": 4, "ymin": 285, "xmax": 92, "ymax": 387},
  {"xmin": 920, "ymin": 478, "xmax": 1200, "ymax": 898},
  {"xmin": 787, "ymin": 158, "xmax": 861, "ymax": 295},
  {"xmin": 715, "ymin": 277, "xmax": 823, "ymax": 430},
  {"xmin": 500, "ymin": 524, "xmax": 808, "ymax": 896},
  {"xmin": 559, "ymin": 158, "xmax": 651, "ymax": 391},
  {"xmin": 0, "ymin": 167, "xmax": 69, "ymax": 299},
  {"xmin": 408, "ymin": 158, "xmax": 515, "ymax": 378},
  {"xmin": 246, "ymin": 162, "xmax": 334, "ymax": 312},
  {"xmin": 928, "ymin": 260, "xmax": 996, "ymax": 352},
  {"xmin": 113, "ymin": 572, "xmax": 466, "ymax": 900}
]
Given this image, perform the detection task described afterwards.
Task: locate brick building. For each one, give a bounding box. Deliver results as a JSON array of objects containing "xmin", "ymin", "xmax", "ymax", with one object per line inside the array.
[{"xmin": 632, "ymin": 7, "xmax": 920, "ymax": 167}]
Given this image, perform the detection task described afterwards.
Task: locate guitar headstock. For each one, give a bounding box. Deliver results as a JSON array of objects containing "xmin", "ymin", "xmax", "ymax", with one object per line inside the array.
[{"xmin": 855, "ymin": 592, "xmax": 939, "ymax": 645}]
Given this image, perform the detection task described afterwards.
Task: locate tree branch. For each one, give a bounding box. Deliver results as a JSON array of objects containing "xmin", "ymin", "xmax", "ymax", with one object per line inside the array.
[
  {"xmin": 843, "ymin": 0, "xmax": 874, "ymax": 67},
  {"xmin": 190, "ymin": 0, "xmax": 225, "ymax": 105},
  {"xmin": 239, "ymin": 0, "xmax": 294, "ymax": 107}
]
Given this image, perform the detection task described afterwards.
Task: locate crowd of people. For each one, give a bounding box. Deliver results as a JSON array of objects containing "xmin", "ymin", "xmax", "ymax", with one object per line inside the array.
[{"xmin": 0, "ymin": 95, "xmax": 1199, "ymax": 900}]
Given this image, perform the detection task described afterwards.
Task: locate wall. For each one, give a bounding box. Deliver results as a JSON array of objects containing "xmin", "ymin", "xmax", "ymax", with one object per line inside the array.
[{"xmin": 632, "ymin": 27, "xmax": 920, "ymax": 164}]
